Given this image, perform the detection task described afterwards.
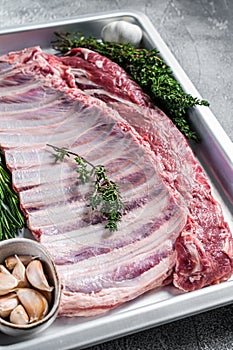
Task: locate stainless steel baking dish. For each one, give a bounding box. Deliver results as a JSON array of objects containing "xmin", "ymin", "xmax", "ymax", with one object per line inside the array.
[{"xmin": 0, "ymin": 10, "xmax": 232, "ymax": 350}]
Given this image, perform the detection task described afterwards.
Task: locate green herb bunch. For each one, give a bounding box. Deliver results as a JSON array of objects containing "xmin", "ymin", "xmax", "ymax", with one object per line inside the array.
[
  {"xmin": 0, "ymin": 151, "xmax": 25, "ymax": 240},
  {"xmin": 53, "ymin": 32, "xmax": 209, "ymax": 140},
  {"xmin": 47, "ymin": 144, "xmax": 123, "ymax": 231}
]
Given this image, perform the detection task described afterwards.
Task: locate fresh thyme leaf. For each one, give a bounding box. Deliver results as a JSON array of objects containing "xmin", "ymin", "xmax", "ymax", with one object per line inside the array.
[
  {"xmin": 47, "ymin": 144, "xmax": 70, "ymax": 161},
  {"xmin": 47, "ymin": 144, "xmax": 124, "ymax": 231},
  {"xmin": 74, "ymin": 156, "xmax": 91, "ymax": 183},
  {"xmin": 52, "ymin": 32, "xmax": 209, "ymax": 140},
  {"xmin": 0, "ymin": 150, "xmax": 25, "ymax": 240}
]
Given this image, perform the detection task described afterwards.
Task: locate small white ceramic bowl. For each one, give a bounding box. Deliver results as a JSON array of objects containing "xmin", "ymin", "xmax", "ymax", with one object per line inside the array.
[{"xmin": 0, "ymin": 237, "xmax": 61, "ymax": 336}]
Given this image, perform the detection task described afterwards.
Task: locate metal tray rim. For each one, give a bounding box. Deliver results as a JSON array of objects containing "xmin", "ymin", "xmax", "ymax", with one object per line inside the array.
[
  {"xmin": 0, "ymin": 9, "xmax": 147, "ymax": 34},
  {"xmin": 0, "ymin": 10, "xmax": 232, "ymax": 350},
  {"xmin": 1, "ymin": 280, "xmax": 233, "ymax": 350}
]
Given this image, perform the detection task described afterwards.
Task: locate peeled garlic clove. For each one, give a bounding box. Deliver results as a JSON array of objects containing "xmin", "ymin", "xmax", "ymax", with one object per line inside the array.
[
  {"xmin": 5, "ymin": 255, "xmax": 36, "ymax": 271},
  {"xmin": 26, "ymin": 260, "xmax": 54, "ymax": 292},
  {"xmin": 17, "ymin": 288, "xmax": 48, "ymax": 323},
  {"xmin": 0, "ymin": 272, "xmax": 18, "ymax": 296},
  {"xmin": 10, "ymin": 304, "xmax": 29, "ymax": 325},
  {"xmin": 12, "ymin": 255, "xmax": 30, "ymax": 288},
  {"xmin": 0, "ymin": 292, "xmax": 19, "ymax": 318}
]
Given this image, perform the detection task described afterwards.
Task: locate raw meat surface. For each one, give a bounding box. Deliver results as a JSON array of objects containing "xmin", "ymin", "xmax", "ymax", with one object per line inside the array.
[
  {"xmin": 62, "ymin": 48, "xmax": 233, "ymax": 291},
  {"xmin": 0, "ymin": 46, "xmax": 232, "ymax": 317},
  {"xmin": 0, "ymin": 47, "xmax": 188, "ymax": 316}
]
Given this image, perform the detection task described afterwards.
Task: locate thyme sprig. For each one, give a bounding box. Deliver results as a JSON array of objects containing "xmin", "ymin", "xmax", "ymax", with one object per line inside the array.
[
  {"xmin": 52, "ymin": 32, "xmax": 209, "ymax": 140},
  {"xmin": 47, "ymin": 144, "xmax": 123, "ymax": 231},
  {"xmin": 0, "ymin": 151, "xmax": 25, "ymax": 240}
]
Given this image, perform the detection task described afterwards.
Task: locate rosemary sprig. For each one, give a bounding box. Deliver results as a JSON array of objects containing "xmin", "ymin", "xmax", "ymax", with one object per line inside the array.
[
  {"xmin": 52, "ymin": 32, "xmax": 209, "ymax": 140},
  {"xmin": 0, "ymin": 151, "xmax": 25, "ymax": 240},
  {"xmin": 47, "ymin": 144, "xmax": 124, "ymax": 231}
]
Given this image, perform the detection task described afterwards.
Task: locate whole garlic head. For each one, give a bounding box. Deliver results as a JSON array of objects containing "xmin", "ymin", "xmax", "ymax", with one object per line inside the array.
[{"xmin": 101, "ymin": 20, "xmax": 143, "ymax": 47}]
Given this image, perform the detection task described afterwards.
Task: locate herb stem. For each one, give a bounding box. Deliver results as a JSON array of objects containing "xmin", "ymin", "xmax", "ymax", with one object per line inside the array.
[
  {"xmin": 0, "ymin": 150, "xmax": 25, "ymax": 240},
  {"xmin": 47, "ymin": 144, "xmax": 123, "ymax": 231}
]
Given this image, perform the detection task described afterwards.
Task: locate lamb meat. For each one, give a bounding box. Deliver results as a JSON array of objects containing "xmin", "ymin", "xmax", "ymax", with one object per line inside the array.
[
  {"xmin": 61, "ymin": 48, "xmax": 233, "ymax": 291},
  {"xmin": 0, "ymin": 46, "xmax": 232, "ymax": 316},
  {"xmin": 0, "ymin": 47, "xmax": 188, "ymax": 316}
]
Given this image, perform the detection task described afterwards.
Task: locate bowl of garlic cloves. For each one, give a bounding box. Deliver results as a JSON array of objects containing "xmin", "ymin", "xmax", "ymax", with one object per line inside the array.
[{"xmin": 0, "ymin": 237, "xmax": 61, "ymax": 336}]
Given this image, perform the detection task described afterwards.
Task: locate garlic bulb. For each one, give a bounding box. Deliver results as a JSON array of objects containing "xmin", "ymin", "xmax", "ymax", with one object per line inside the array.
[{"xmin": 101, "ymin": 20, "xmax": 143, "ymax": 47}]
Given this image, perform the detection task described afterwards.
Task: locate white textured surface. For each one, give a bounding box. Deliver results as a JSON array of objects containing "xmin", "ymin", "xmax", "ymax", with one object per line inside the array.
[{"xmin": 0, "ymin": 1, "xmax": 233, "ymax": 349}]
